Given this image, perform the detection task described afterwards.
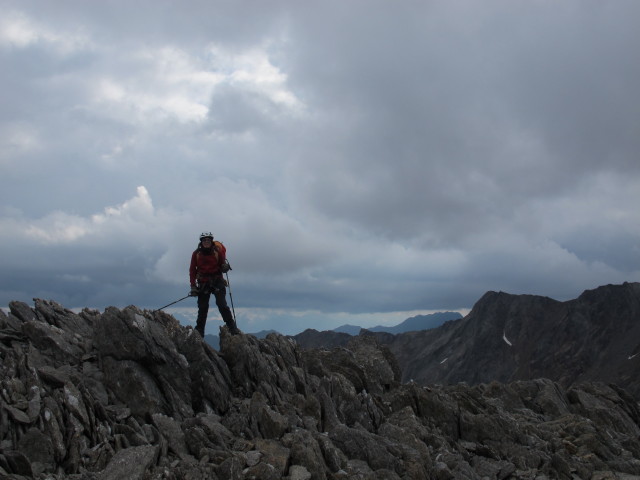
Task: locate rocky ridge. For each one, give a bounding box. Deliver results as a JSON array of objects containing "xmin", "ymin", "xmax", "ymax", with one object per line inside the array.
[
  {"xmin": 1, "ymin": 299, "xmax": 640, "ymax": 479},
  {"xmin": 294, "ymin": 283, "xmax": 640, "ymax": 401},
  {"xmin": 381, "ymin": 283, "xmax": 640, "ymax": 400}
]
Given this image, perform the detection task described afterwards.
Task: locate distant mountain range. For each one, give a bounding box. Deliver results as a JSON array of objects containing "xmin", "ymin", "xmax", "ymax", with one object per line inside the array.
[
  {"xmin": 366, "ymin": 311, "xmax": 462, "ymax": 334},
  {"xmin": 204, "ymin": 329, "xmax": 277, "ymax": 350},
  {"xmin": 293, "ymin": 282, "xmax": 640, "ymax": 400},
  {"xmin": 204, "ymin": 312, "xmax": 461, "ymax": 350}
]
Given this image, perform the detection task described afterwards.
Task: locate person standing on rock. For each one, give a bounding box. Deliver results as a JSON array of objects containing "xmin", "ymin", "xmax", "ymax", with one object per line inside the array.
[{"xmin": 189, "ymin": 232, "xmax": 239, "ymax": 337}]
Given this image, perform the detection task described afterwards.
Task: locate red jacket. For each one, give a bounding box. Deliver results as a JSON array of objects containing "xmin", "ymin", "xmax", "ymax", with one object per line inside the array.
[{"xmin": 189, "ymin": 241, "xmax": 227, "ymax": 286}]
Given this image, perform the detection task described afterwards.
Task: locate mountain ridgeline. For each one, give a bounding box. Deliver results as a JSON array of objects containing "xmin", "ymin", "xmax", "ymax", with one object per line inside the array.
[
  {"xmin": 0, "ymin": 283, "xmax": 639, "ymax": 479},
  {"xmin": 333, "ymin": 312, "xmax": 463, "ymax": 336},
  {"xmin": 294, "ymin": 282, "xmax": 640, "ymax": 399},
  {"xmin": 205, "ymin": 313, "xmax": 462, "ymax": 351}
]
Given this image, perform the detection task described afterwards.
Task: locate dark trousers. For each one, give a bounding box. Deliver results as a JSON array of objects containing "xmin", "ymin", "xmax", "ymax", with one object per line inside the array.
[{"xmin": 196, "ymin": 276, "xmax": 235, "ymax": 336}]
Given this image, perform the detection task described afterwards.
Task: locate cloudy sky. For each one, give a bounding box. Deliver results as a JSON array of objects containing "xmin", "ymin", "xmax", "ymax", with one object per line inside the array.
[{"xmin": 1, "ymin": 0, "xmax": 639, "ymax": 335}]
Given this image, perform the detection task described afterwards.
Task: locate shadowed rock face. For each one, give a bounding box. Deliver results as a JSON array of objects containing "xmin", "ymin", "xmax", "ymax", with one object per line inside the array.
[
  {"xmin": 1, "ymin": 298, "xmax": 640, "ymax": 479},
  {"xmin": 295, "ymin": 283, "xmax": 640, "ymax": 401},
  {"xmin": 389, "ymin": 283, "xmax": 640, "ymax": 398}
]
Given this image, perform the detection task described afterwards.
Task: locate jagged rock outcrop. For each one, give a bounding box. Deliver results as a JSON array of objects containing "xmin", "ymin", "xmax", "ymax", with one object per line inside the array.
[{"xmin": 1, "ymin": 298, "xmax": 640, "ymax": 479}]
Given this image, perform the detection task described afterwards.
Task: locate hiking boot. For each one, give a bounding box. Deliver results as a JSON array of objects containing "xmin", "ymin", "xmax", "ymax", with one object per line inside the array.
[
  {"xmin": 224, "ymin": 319, "xmax": 240, "ymax": 335},
  {"xmin": 222, "ymin": 311, "xmax": 240, "ymax": 335}
]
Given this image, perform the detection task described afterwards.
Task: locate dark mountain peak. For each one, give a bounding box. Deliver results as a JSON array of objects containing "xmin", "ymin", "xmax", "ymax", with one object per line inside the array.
[
  {"xmin": 576, "ymin": 281, "xmax": 640, "ymax": 304},
  {"xmin": 333, "ymin": 324, "xmax": 363, "ymax": 335},
  {"xmin": 474, "ymin": 282, "xmax": 640, "ymax": 313},
  {"xmin": 471, "ymin": 289, "xmax": 559, "ymax": 313},
  {"xmin": 386, "ymin": 282, "xmax": 640, "ymax": 399}
]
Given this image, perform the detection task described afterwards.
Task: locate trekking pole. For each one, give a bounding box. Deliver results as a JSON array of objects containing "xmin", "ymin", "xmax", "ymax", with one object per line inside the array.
[
  {"xmin": 153, "ymin": 294, "xmax": 192, "ymax": 313},
  {"xmin": 225, "ymin": 272, "xmax": 237, "ymax": 322}
]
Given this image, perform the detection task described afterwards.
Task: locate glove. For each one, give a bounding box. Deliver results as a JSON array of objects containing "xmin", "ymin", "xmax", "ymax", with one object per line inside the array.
[
  {"xmin": 189, "ymin": 286, "xmax": 199, "ymax": 297},
  {"xmin": 220, "ymin": 261, "xmax": 231, "ymax": 273}
]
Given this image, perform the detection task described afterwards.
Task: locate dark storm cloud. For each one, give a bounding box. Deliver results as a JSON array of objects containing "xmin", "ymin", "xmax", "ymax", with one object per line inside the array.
[
  {"xmin": 282, "ymin": 1, "xmax": 640, "ymax": 243},
  {"xmin": 1, "ymin": 1, "xmax": 638, "ymax": 333}
]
